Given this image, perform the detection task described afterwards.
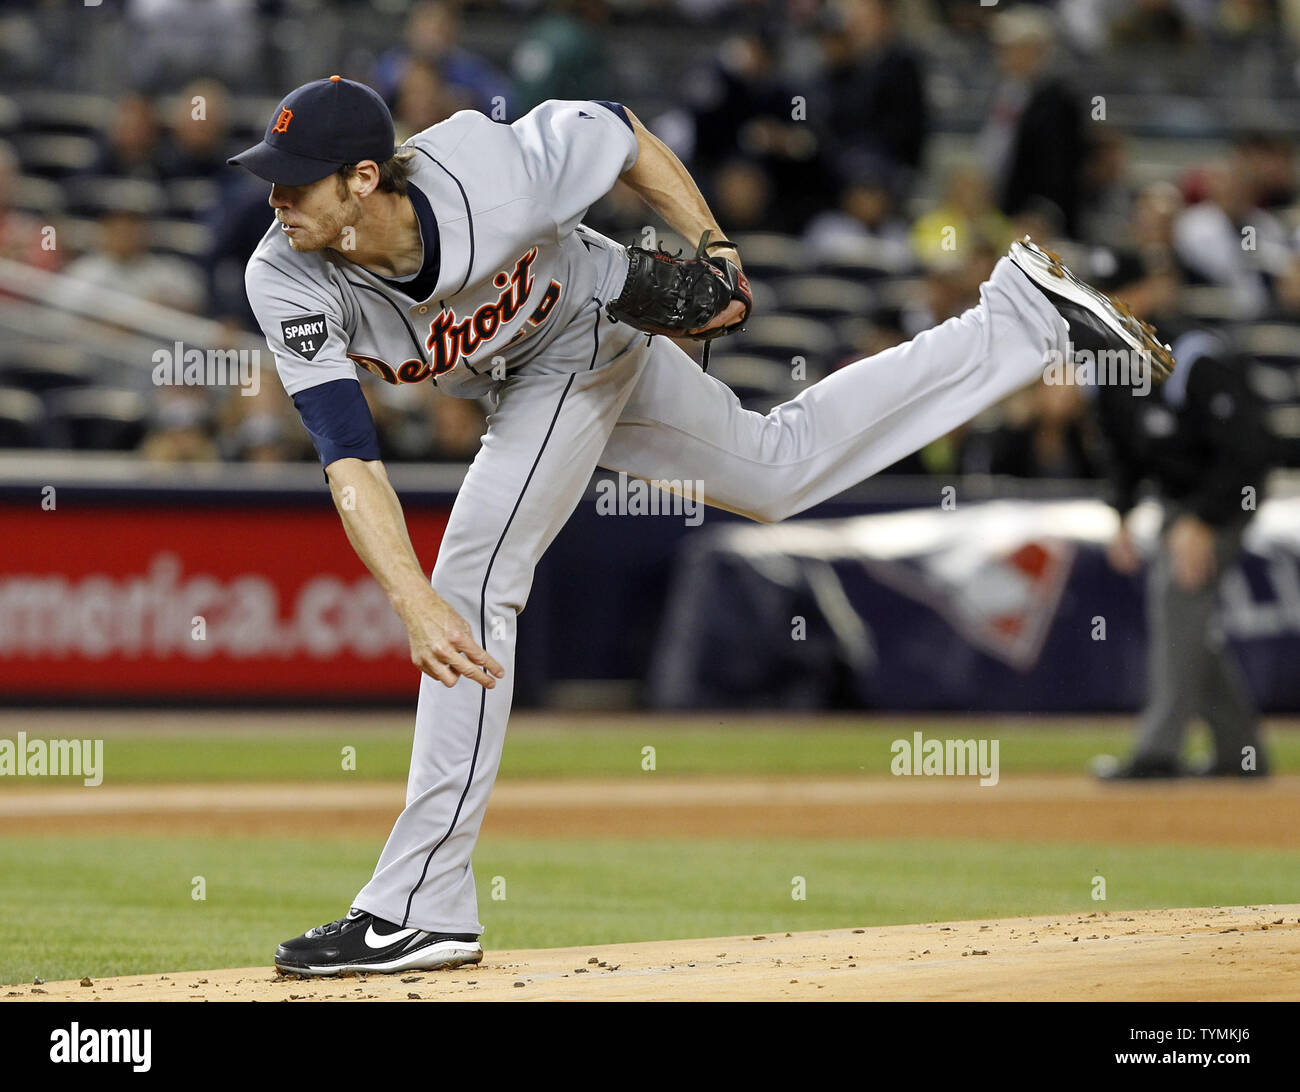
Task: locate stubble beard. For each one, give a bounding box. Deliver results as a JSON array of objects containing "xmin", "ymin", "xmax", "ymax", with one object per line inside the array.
[{"xmin": 289, "ymin": 193, "xmax": 362, "ymax": 253}]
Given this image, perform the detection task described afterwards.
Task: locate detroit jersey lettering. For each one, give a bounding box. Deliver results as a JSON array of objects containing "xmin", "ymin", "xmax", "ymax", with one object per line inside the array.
[
  {"xmin": 422, "ymin": 247, "xmax": 564, "ymax": 375},
  {"xmin": 245, "ymin": 99, "xmax": 638, "ymax": 401}
]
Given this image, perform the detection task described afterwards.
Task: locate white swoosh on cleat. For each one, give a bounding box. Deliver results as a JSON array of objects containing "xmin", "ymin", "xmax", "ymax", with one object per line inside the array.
[{"xmin": 364, "ymin": 924, "xmax": 421, "ymax": 949}]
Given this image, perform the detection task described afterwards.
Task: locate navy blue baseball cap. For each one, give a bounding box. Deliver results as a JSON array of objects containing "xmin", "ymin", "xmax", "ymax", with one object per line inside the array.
[{"xmin": 228, "ymin": 76, "xmax": 396, "ymax": 186}]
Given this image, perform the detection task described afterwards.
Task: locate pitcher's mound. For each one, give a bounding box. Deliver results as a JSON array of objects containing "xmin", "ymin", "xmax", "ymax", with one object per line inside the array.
[{"xmin": 8, "ymin": 905, "xmax": 1298, "ymax": 1002}]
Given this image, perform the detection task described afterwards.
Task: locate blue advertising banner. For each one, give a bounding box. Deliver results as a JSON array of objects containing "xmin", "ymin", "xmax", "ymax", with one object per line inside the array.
[{"xmin": 650, "ymin": 498, "xmax": 1300, "ymax": 712}]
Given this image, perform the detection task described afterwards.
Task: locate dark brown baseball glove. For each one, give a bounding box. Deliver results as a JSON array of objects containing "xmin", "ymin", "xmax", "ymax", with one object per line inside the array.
[{"xmin": 605, "ymin": 230, "xmax": 752, "ymax": 370}]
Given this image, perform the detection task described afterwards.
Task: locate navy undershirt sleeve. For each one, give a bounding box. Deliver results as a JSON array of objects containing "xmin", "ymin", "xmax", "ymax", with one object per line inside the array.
[
  {"xmin": 291, "ymin": 378, "xmax": 382, "ymax": 469},
  {"xmin": 592, "ymin": 100, "xmax": 633, "ymax": 131}
]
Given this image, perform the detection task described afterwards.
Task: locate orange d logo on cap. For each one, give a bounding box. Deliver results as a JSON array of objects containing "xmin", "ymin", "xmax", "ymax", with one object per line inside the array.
[{"xmin": 228, "ymin": 76, "xmax": 395, "ymax": 186}]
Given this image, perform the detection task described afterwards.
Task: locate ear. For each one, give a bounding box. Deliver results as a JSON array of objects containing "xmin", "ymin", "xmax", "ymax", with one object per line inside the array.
[{"xmin": 350, "ymin": 160, "xmax": 381, "ymax": 199}]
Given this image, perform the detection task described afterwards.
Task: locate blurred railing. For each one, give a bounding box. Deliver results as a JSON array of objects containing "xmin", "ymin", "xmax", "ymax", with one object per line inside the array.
[{"xmin": 0, "ymin": 257, "xmax": 264, "ymax": 370}]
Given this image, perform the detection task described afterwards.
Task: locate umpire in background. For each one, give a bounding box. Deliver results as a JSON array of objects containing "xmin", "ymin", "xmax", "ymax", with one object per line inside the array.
[{"xmin": 1092, "ymin": 329, "xmax": 1273, "ymax": 780}]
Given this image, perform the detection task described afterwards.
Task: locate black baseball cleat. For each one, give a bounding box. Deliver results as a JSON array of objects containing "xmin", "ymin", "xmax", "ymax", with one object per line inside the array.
[
  {"xmin": 1089, "ymin": 753, "xmax": 1186, "ymax": 781},
  {"xmin": 274, "ymin": 908, "xmax": 483, "ymax": 976},
  {"xmin": 1188, "ymin": 756, "xmax": 1271, "ymax": 779},
  {"xmin": 1009, "ymin": 236, "xmax": 1176, "ymax": 382}
]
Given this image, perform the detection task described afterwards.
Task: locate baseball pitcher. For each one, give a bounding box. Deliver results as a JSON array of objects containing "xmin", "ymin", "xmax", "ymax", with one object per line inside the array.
[{"xmin": 230, "ymin": 76, "xmax": 1174, "ymax": 975}]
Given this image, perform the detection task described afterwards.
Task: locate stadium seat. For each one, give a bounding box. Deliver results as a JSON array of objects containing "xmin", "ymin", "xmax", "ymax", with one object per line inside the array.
[
  {"xmin": 743, "ymin": 276, "xmax": 777, "ymax": 316},
  {"xmin": 0, "ymin": 95, "xmax": 19, "ymax": 137},
  {"xmin": 814, "ymin": 241, "xmax": 915, "ymax": 282},
  {"xmin": 9, "ymin": 133, "xmax": 99, "ymax": 179},
  {"xmin": 61, "ymin": 176, "xmax": 166, "ymax": 217},
  {"xmin": 1244, "ymin": 362, "xmax": 1298, "ymax": 404},
  {"xmin": 0, "ymin": 345, "xmax": 96, "ymax": 394},
  {"xmin": 872, "ymin": 276, "xmax": 927, "ymax": 312},
  {"xmin": 165, "ymin": 178, "xmax": 220, "ymax": 221},
  {"xmin": 12, "ymin": 90, "xmax": 114, "ymax": 136},
  {"xmin": 1231, "ymin": 322, "xmax": 1300, "ymax": 366},
  {"xmin": 770, "ymin": 276, "xmax": 875, "ymax": 322},
  {"xmin": 51, "ymin": 215, "xmax": 99, "ymax": 254},
  {"xmin": 44, "ymin": 387, "xmax": 148, "ymax": 451},
  {"xmin": 728, "ymin": 232, "xmax": 810, "ymax": 280},
  {"xmin": 729, "ymin": 313, "xmax": 840, "ymax": 367},
  {"xmin": 705, "ymin": 354, "xmax": 806, "ymax": 411},
  {"xmin": 0, "ymin": 387, "xmax": 46, "ymax": 448},
  {"xmin": 228, "ymin": 96, "xmax": 282, "ymax": 144},
  {"xmin": 149, "ymin": 218, "xmax": 212, "ymax": 261},
  {"xmin": 1266, "ymin": 403, "xmax": 1300, "ymax": 445},
  {"xmin": 13, "ymin": 174, "xmax": 64, "ymax": 217},
  {"xmin": 1177, "ymin": 285, "xmax": 1245, "ymax": 325},
  {"xmin": 832, "ymin": 315, "xmax": 880, "ymax": 360}
]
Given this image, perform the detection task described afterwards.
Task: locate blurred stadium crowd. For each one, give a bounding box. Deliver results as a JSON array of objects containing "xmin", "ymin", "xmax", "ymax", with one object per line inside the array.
[{"xmin": 2, "ymin": 0, "xmax": 1300, "ymax": 476}]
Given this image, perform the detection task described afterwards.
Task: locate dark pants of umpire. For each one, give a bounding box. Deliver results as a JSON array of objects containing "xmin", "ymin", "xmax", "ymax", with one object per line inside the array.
[{"xmin": 1134, "ymin": 508, "xmax": 1264, "ymax": 772}]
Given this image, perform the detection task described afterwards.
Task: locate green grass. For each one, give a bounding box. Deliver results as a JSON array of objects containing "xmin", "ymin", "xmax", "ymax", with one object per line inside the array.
[
  {"xmin": 2, "ymin": 718, "xmax": 1295, "ymax": 983},
  {"xmin": 2, "ymin": 718, "xmax": 1295, "ymax": 785},
  {"xmin": 1, "ymin": 834, "xmax": 1296, "ymax": 984}
]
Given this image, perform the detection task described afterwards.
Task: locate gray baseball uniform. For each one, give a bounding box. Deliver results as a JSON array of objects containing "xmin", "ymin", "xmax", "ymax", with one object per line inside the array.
[{"xmin": 246, "ymin": 99, "xmax": 1069, "ymax": 935}]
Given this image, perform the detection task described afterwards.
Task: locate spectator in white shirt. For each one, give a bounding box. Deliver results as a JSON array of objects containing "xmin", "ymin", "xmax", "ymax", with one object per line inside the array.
[{"xmin": 64, "ymin": 206, "xmax": 205, "ymax": 315}]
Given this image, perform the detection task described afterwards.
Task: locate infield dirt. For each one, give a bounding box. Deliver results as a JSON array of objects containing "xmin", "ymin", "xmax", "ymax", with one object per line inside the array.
[
  {"xmin": 1, "ymin": 774, "xmax": 1297, "ymax": 844},
  {"xmin": 5, "ymin": 905, "xmax": 1296, "ymax": 1001}
]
